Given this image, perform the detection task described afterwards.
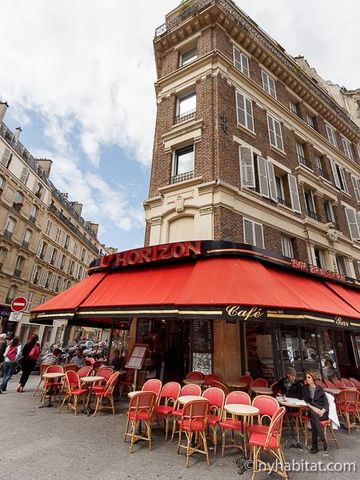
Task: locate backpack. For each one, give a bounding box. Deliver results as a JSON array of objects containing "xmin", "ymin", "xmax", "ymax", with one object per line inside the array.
[
  {"xmin": 6, "ymin": 346, "xmax": 17, "ymax": 362},
  {"xmin": 29, "ymin": 344, "xmax": 40, "ymax": 361}
]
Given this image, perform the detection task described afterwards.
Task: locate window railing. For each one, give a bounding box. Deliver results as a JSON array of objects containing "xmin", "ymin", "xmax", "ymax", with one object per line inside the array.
[
  {"xmin": 13, "ymin": 269, "xmax": 21, "ymax": 278},
  {"xmin": 171, "ymin": 170, "xmax": 194, "ymax": 184},
  {"xmin": 22, "ymin": 240, "xmax": 30, "ymax": 249},
  {"xmin": 277, "ymin": 196, "xmax": 286, "ymax": 206},
  {"xmin": 307, "ymin": 209, "xmax": 320, "ymax": 221},
  {"xmin": 3, "ymin": 230, "xmax": 12, "ymax": 240},
  {"xmin": 29, "ymin": 215, "xmax": 37, "ymax": 224},
  {"xmin": 317, "ymin": 167, "xmax": 325, "ymax": 177},
  {"xmin": 175, "ymin": 110, "xmax": 196, "ymax": 124},
  {"xmin": 13, "ymin": 202, "xmax": 23, "ymax": 211}
]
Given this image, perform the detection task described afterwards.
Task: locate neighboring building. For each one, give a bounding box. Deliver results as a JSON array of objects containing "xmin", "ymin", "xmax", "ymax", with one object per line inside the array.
[{"xmin": 0, "ymin": 102, "xmax": 112, "ymax": 346}]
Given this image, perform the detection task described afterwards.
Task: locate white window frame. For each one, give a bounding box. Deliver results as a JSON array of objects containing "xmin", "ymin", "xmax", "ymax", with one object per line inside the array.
[
  {"xmin": 267, "ymin": 114, "xmax": 284, "ymax": 151},
  {"xmin": 243, "ymin": 217, "xmax": 265, "ymax": 249},
  {"xmin": 324, "ymin": 200, "xmax": 336, "ymax": 223},
  {"xmin": 180, "ymin": 47, "xmax": 197, "ymax": 67},
  {"xmin": 233, "ymin": 46, "xmax": 250, "ymax": 76},
  {"xmin": 306, "ymin": 115, "xmax": 315, "ymax": 128},
  {"xmin": 172, "ymin": 145, "xmax": 195, "ymax": 178},
  {"xmin": 236, "ymin": 90, "xmax": 254, "ymax": 132},
  {"xmin": 177, "ymin": 91, "xmax": 196, "ymax": 119},
  {"xmin": 325, "ymin": 124, "xmax": 337, "ymax": 147},
  {"xmin": 289, "ymin": 101, "xmax": 298, "ymax": 114},
  {"xmin": 342, "ymin": 137, "xmax": 354, "ymax": 160},
  {"xmin": 329, "ymin": 158, "xmax": 348, "ymax": 192},
  {"xmin": 281, "ymin": 237, "xmax": 294, "ymax": 258},
  {"xmin": 296, "ymin": 142, "xmax": 306, "ymax": 165},
  {"xmin": 261, "ymin": 70, "xmax": 277, "ymax": 98},
  {"xmin": 314, "ymin": 247, "xmax": 326, "ymax": 269},
  {"xmin": 239, "ymin": 146, "xmax": 256, "ymax": 188}
]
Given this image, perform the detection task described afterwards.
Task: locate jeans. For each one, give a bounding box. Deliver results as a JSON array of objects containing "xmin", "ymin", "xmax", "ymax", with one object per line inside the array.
[
  {"xmin": 309, "ymin": 409, "xmax": 328, "ymax": 447},
  {"xmin": 1, "ymin": 362, "xmax": 16, "ymax": 391}
]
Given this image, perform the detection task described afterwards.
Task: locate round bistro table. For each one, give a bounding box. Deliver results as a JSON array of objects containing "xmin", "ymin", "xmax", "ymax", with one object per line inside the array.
[
  {"xmin": 81, "ymin": 375, "xmax": 104, "ymax": 415},
  {"xmin": 183, "ymin": 379, "xmax": 204, "ymax": 386},
  {"xmin": 250, "ymin": 386, "xmax": 273, "ymax": 396},
  {"xmin": 224, "ymin": 404, "xmax": 259, "ymax": 457},
  {"xmin": 40, "ymin": 372, "xmax": 65, "ymax": 408}
]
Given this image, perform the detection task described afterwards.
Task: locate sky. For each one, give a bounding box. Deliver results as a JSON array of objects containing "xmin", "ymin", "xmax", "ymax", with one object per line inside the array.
[{"xmin": 1, "ymin": 0, "xmax": 359, "ymax": 252}]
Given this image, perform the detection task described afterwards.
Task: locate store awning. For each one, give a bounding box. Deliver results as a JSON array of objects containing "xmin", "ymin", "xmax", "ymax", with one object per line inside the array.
[{"xmin": 325, "ymin": 281, "xmax": 360, "ymax": 314}]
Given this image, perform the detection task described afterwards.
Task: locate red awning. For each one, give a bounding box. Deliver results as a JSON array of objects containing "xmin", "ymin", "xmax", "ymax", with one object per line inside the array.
[
  {"xmin": 325, "ymin": 282, "xmax": 360, "ymax": 314},
  {"xmin": 31, "ymin": 272, "xmax": 107, "ymax": 314}
]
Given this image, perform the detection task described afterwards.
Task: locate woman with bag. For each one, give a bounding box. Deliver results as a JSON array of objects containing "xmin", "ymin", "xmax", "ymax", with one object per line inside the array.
[
  {"xmin": 0, "ymin": 337, "xmax": 21, "ymax": 393},
  {"xmin": 17, "ymin": 334, "xmax": 40, "ymax": 392}
]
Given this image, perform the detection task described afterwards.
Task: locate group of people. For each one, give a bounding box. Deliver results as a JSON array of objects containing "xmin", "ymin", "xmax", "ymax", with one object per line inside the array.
[
  {"xmin": 0, "ymin": 333, "xmax": 41, "ymax": 393},
  {"xmin": 272, "ymin": 367, "xmax": 331, "ymax": 454}
]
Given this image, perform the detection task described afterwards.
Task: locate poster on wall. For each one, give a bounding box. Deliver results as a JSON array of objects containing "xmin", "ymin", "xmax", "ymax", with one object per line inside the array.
[{"xmin": 192, "ymin": 320, "xmax": 212, "ymax": 374}]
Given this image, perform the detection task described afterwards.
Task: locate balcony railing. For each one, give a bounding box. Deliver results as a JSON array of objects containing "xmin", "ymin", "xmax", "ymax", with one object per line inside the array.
[
  {"xmin": 277, "ymin": 196, "xmax": 286, "ymax": 206},
  {"xmin": 3, "ymin": 230, "xmax": 12, "ymax": 240},
  {"xmin": 171, "ymin": 170, "xmax": 194, "ymax": 184},
  {"xmin": 21, "ymin": 241, "xmax": 30, "ymax": 249},
  {"xmin": 175, "ymin": 110, "xmax": 196, "ymax": 124},
  {"xmin": 29, "ymin": 215, "xmax": 37, "ymax": 224},
  {"xmin": 13, "ymin": 269, "xmax": 21, "ymax": 278},
  {"xmin": 307, "ymin": 210, "xmax": 320, "ymax": 221}
]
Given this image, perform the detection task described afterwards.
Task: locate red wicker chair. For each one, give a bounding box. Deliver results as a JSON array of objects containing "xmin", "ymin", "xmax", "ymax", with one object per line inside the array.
[{"xmin": 124, "ymin": 391, "xmax": 157, "ymax": 452}]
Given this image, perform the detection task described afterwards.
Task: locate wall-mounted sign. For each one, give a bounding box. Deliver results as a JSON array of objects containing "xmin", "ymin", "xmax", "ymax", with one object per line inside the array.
[
  {"xmin": 334, "ymin": 316, "xmax": 350, "ymax": 328},
  {"xmin": 225, "ymin": 305, "xmax": 265, "ymax": 321},
  {"xmin": 291, "ymin": 259, "xmax": 346, "ymax": 282},
  {"xmin": 94, "ymin": 240, "xmax": 202, "ymax": 272}
]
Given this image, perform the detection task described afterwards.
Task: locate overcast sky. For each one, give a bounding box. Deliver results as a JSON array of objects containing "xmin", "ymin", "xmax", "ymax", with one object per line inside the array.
[{"xmin": 1, "ymin": 0, "xmax": 359, "ymax": 251}]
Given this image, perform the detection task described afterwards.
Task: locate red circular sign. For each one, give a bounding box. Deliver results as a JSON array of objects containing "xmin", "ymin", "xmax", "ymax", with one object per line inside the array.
[{"xmin": 11, "ymin": 297, "xmax": 27, "ymax": 312}]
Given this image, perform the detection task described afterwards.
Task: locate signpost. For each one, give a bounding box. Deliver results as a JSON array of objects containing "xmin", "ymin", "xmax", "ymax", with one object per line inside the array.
[{"xmin": 11, "ymin": 297, "xmax": 27, "ymax": 312}]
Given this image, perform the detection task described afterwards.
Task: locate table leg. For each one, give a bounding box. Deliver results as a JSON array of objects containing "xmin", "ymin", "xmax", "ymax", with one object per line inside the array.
[{"xmin": 39, "ymin": 380, "xmax": 55, "ymax": 408}]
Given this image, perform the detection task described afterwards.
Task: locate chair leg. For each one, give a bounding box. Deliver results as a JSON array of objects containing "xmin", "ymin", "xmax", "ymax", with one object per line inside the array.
[
  {"xmin": 330, "ymin": 424, "xmax": 339, "ymax": 448},
  {"xmin": 201, "ymin": 431, "xmax": 210, "ymax": 466},
  {"xmin": 33, "ymin": 376, "xmax": 43, "ymax": 397},
  {"xmin": 59, "ymin": 394, "xmax": 69, "ymax": 412},
  {"xmin": 130, "ymin": 420, "xmax": 137, "ymax": 453},
  {"xmin": 221, "ymin": 428, "xmax": 226, "ymax": 457}
]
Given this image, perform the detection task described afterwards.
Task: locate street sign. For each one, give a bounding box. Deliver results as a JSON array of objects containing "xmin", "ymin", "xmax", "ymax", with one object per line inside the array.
[
  {"xmin": 9, "ymin": 312, "xmax": 23, "ymax": 322},
  {"xmin": 11, "ymin": 297, "xmax": 27, "ymax": 312}
]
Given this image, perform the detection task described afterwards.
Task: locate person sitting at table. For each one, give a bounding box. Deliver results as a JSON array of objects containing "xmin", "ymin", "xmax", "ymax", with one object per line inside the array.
[
  {"xmin": 111, "ymin": 349, "xmax": 122, "ymax": 371},
  {"xmin": 272, "ymin": 367, "xmax": 303, "ymax": 399},
  {"xmin": 302, "ymin": 371, "xmax": 329, "ymax": 454},
  {"xmin": 71, "ymin": 348, "xmax": 86, "ymax": 368},
  {"xmin": 323, "ymin": 358, "xmax": 337, "ymax": 380},
  {"xmin": 42, "ymin": 347, "xmax": 62, "ymax": 366}
]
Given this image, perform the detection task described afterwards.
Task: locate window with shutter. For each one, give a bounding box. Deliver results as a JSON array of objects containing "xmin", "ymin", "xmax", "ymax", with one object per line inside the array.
[
  {"xmin": 257, "ymin": 156, "xmax": 269, "ymax": 198},
  {"xmin": 1, "ymin": 148, "xmax": 12, "ymax": 167},
  {"xmin": 239, "ymin": 146, "xmax": 255, "ymax": 187},
  {"xmin": 243, "ymin": 218, "xmax": 254, "ymax": 245},
  {"xmin": 351, "ymin": 175, "xmax": 360, "ymax": 202},
  {"xmin": 267, "ymin": 115, "xmax": 283, "ymax": 151},
  {"xmin": 20, "ymin": 167, "xmax": 29, "ymax": 184},
  {"xmin": 266, "ymin": 161, "xmax": 277, "ymax": 202},
  {"xmin": 233, "ymin": 47, "xmax": 250, "ymax": 76},
  {"xmin": 329, "ymin": 158, "xmax": 341, "ymax": 189},
  {"xmin": 254, "ymin": 222, "xmax": 264, "ymax": 248},
  {"xmin": 339, "ymin": 167, "xmax": 348, "ymax": 192},
  {"xmin": 345, "ymin": 207, "xmax": 360, "ymax": 240},
  {"xmin": 236, "ymin": 91, "xmax": 254, "ymax": 131},
  {"xmin": 288, "ymin": 174, "xmax": 302, "ymax": 213}
]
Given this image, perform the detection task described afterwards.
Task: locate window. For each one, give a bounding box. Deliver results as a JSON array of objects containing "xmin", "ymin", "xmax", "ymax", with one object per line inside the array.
[
  {"xmin": 29, "ymin": 204, "xmax": 38, "ymax": 222},
  {"xmin": 324, "ymin": 201, "xmax": 336, "ymax": 224},
  {"xmin": 55, "ymin": 227, "xmax": 61, "ymax": 243},
  {"xmin": 267, "ymin": 115, "xmax": 284, "ymax": 151},
  {"xmin": 236, "ymin": 91, "xmax": 254, "ymax": 132},
  {"xmin": 176, "ymin": 91, "xmax": 196, "ymax": 123},
  {"xmin": 261, "ymin": 70, "xmax": 276, "ymax": 98},
  {"xmin": 344, "ymin": 206, "xmax": 360, "ymax": 240},
  {"xmin": 325, "ymin": 124, "xmax": 337, "ymax": 147},
  {"xmin": 329, "ymin": 158, "xmax": 348, "ymax": 192},
  {"xmin": 336, "ymin": 256, "xmax": 347, "ymax": 276},
  {"xmin": 243, "ymin": 218, "xmax": 265, "ymax": 248},
  {"xmin": 34, "ymin": 182, "xmax": 44, "ymax": 199},
  {"xmin": 281, "ymin": 237, "xmax": 294, "ymax": 258},
  {"xmin": 69, "ymin": 260, "xmax": 75, "ymax": 275},
  {"xmin": 179, "ymin": 47, "xmax": 197, "ymax": 67},
  {"xmin": 13, "ymin": 191, "xmax": 24, "ymax": 210},
  {"xmin": 45, "ymin": 220, "xmax": 52, "ymax": 236},
  {"xmin": 306, "ymin": 115, "xmax": 316, "ymax": 129},
  {"xmin": 1, "ymin": 148, "xmax": 12, "ymax": 168},
  {"xmin": 4, "ymin": 217, "xmax": 16, "ymax": 238},
  {"xmin": 39, "ymin": 242, "xmax": 47, "ymax": 260},
  {"xmin": 26, "ymin": 292, "xmax": 34, "ymax": 312},
  {"xmin": 342, "ymin": 138, "xmax": 354, "ymax": 160},
  {"xmin": 50, "ymin": 249, "xmax": 57, "ymax": 265},
  {"xmin": 0, "ymin": 175, "xmax": 4, "ymax": 190},
  {"xmin": 14, "ymin": 256, "xmax": 25, "ymax": 277},
  {"xmin": 295, "ymin": 142, "xmax": 307, "ymax": 166},
  {"xmin": 304, "ymin": 189, "xmax": 318, "ymax": 220},
  {"xmin": 351, "ymin": 175, "xmax": 360, "ymax": 202},
  {"xmin": 60, "ymin": 254, "xmax": 66, "ymax": 270},
  {"xmin": 233, "ymin": 46, "xmax": 249, "ymax": 76},
  {"xmin": 289, "ymin": 101, "xmax": 298, "ymax": 115},
  {"xmin": 171, "ymin": 145, "xmax": 194, "ymax": 183},
  {"xmin": 275, "ymin": 175, "xmax": 285, "ymax": 205},
  {"xmin": 314, "ymin": 247, "xmax": 326, "ymax": 268},
  {"xmin": 45, "ymin": 272, "xmax": 53, "ymax": 289},
  {"xmin": 22, "ymin": 228, "xmax": 32, "ymax": 247},
  {"xmin": 81, "ymin": 248, "xmax": 86, "ymax": 262},
  {"xmin": 0, "ymin": 247, "xmax": 7, "ymax": 270},
  {"xmin": 315, "ymin": 155, "xmax": 325, "ymax": 177},
  {"xmin": 5, "ymin": 285, "xmax": 17, "ymax": 304},
  {"xmin": 55, "ymin": 276, "xmax": 62, "ymax": 292},
  {"xmin": 64, "ymin": 234, "xmax": 70, "ymax": 249},
  {"xmin": 19, "ymin": 166, "xmax": 29, "ymax": 184}
]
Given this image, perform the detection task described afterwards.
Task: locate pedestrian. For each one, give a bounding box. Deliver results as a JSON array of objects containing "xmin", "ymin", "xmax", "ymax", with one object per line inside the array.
[
  {"xmin": 0, "ymin": 333, "xmax": 8, "ymax": 375},
  {"xmin": 0, "ymin": 336, "xmax": 21, "ymax": 393},
  {"xmin": 17, "ymin": 334, "xmax": 40, "ymax": 392},
  {"xmin": 302, "ymin": 371, "xmax": 329, "ymax": 454},
  {"xmin": 41, "ymin": 347, "xmax": 62, "ymax": 366},
  {"xmin": 71, "ymin": 347, "xmax": 86, "ymax": 368}
]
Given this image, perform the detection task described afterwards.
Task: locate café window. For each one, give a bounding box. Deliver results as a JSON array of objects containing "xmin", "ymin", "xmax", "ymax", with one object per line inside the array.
[
  {"xmin": 318, "ymin": 328, "xmax": 338, "ymax": 380},
  {"xmin": 171, "ymin": 145, "xmax": 194, "ymax": 184},
  {"xmin": 279, "ymin": 325, "xmax": 302, "ymax": 377},
  {"xmin": 246, "ymin": 324, "xmax": 276, "ymax": 382}
]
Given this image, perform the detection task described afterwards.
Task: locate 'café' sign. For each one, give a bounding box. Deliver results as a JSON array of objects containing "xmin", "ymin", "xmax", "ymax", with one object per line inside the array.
[
  {"xmin": 96, "ymin": 241, "xmax": 202, "ymax": 271},
  {"xmin": 334, "ymin": 316, "xmax": 350, "ymax": 328},
  {"xmin": 225, "ymin": 305, "xmax": 265, "ymax": 321}
]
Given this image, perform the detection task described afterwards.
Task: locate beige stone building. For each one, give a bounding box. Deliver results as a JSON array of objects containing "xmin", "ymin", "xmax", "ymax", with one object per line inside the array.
[{"xmin": 0, "ymin": 102, "xmax": 111, "ymax": 347}]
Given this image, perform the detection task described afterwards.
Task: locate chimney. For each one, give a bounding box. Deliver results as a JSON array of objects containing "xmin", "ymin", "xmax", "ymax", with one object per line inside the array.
[
  {"xmin": 14, "ymin": 126, "xmax": 22, "ymax": 142},
  {"xmin": 36, "ymin": 159, "xmax": 53, "ymax": 177},
  {"xmin": 71, "ymin": 202, "xmax": 83, "ymax": 216},
  {"xmin": 0, "ymin": 102, "xmax": 9, "ymax": 122},
  {"xmin": 90, "ymin": 223, "xmax": 99, "ymax": 236}
]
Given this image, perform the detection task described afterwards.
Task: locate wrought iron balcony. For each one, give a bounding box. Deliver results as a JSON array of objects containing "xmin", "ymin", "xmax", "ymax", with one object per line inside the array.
[
  {"xmin": 175, "ymin": 110, "xmax": 196, "ymax": 125},
  {"xmin": 3, "ymin": 230, "xmax": 12, "ymax": 240},
  {"xmin": 307, "ymin": 210, "xmax": 320, "ymax": 221},
  {"xmin": 171, "ymin": 170, "xmax": 194, "ymax": 184},
  {"xmin": 13, "ymin": 269, "xmax": 21, "ymax": 278}
]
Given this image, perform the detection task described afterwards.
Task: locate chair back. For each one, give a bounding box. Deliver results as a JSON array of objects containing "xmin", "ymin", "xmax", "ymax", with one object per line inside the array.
[
  {"xmin": 251, "ymin": 378, "xmax": 268, "ymax": 388},
  {"xmin": 64, "ymin": 364, "xmax": 78, "ymax": 372},
  {"xmin": 350, "ymin": 377, "xmax": 360, "ymax": 387},
  {"xmin": 211, "ymin": 380, "xmax": 229, "ymax": 395},
  {"xmin": 93, "ymin": 360, "xmax": 104, "ymax": 371},
  {"xmin": 225, "ymin": 391, "xmax": 251, "ymax": 406},
  {"xmin": 264, "ymin": 406, "xmax": 286, "ymax": 448},
  {"xmin": 104, "ymin": 372, "xmax": 120, "ymax": 394},
  {"xmin": 142, "ymin": 379, "xmax": 162, "ymax": 396},
  {"xmin": 129, "ymin": 391, "xmax": 157, "ymax": 418},
  {"xmin": 316, "ymin": 380, "xmax": 327, "ymax": 388},
  {"xmin": 239, "ymin": 375, "xmax": 253, "ymax": 388},
  {"xmin": 65, "ymin": 370, "xmax": 81, "ymax": 391},
  {"xmin": 185, "ymin": 371, "xmax": 204, "ymax": 381},
  {"xmin": 202, "ymin": 387, "xmax": 225, "ymax": 417},
  {"xmin": 332, "ymin": 378, "xmax": 345, "ymax": 388},
  {"xmin": 181, "ymin": 399, "xmax": 209, "ymax": 431},
  {"xmin": 181, "ymin": 383, "xmax": 202, "ymax": 396},
  {"xmin": 85, "ymin": 358, "xmax": 94, "ymax": 366},
  {"xmin": 203, "ymin": 374, "xmax": 222, "ymax": 385},
  {"xmin": 336, "ymin": 388, "xmax": 360, "ymax": 408},
  {"xmin": 39, "ymin": 364, "xmax": 49, "ymax": 375},
  {"xmin": 160, "ymin": 382, "xmax": 181, "ymax": 403},
  {"xmin": 96, "ymin": 367, "xmax": 114, "ymax": 381},
  {"xmin": 324, "ymin": 379, "xmax": 336, "ymax": 389},
  {"xmin": 341, "ymin": 378, "xmax": 355, "ymax": 387},
  {"xmin": 77, "ymin": 366, "xmax": 92, "ymax": 378},
  {"xmin": 46, "ymin": 365, "xmax": 64, "ymax": 374},
  {"xmin": 252, "ymin": 395, "xmax": 279, "ymax": 424}
]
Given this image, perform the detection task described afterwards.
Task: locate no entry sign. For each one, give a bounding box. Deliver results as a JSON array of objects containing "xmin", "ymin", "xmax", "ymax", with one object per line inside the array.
[{"xmin": 11, "ymin": 297, "xmax": 27, "ymax": 312}]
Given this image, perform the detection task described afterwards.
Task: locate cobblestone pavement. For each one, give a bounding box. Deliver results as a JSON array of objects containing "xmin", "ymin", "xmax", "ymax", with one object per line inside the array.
[{"xmin": 1, "ymin": 375, "xmax": 359, "ymax": 480}]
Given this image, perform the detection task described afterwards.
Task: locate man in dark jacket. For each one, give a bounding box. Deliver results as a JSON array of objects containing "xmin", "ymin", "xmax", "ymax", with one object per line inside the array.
[{"xmin": 272, "ymin": 367, "xmax": 303, "ymax": 399}]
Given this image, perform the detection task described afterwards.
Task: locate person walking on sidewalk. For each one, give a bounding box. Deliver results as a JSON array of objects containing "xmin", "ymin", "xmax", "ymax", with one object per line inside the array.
[
  {"xmin": 0, "ymin": 337, "xmax": 21, "ymax": 393},
  {"xmin": 17, "ymin": 334, "xmax": 40, "ymax": 392}
]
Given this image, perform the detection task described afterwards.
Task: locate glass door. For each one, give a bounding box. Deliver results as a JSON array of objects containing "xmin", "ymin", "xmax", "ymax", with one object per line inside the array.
[
  {"xmin": 300, "ymin": 327, "xmax": 320, "ymax": 376},
  {"xmin": 279, "ymin": 325, "xmax": 302, "ymax": 377},
  {"xmin": 318, "ymin": 328, "xmax": 338, "ymax": 379}
]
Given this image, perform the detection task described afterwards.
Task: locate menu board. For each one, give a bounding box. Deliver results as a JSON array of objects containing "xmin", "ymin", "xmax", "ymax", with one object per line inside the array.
[
  {"xmin": 125, "ymin": 343, "xmax": 148, "ymax": 370},
  {"xmin": 192, "ymin": 319, "xmax": 212, "ymax": 353}
]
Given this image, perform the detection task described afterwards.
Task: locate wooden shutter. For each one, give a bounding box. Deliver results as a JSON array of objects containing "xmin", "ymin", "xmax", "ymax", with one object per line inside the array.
[
  {"xmin": 254, "ymin": 222, "xmax": 265, "ymax": 249},
  {"xmin": 243, "ymin": 218, "xmax": 254, "ymax": 245},
  {"xmin": 239, "ymin": 146, "xmax": 255, "ymax": 187},
  {"xmin": 236, "ymin": 92, "xmax": 246, "ymax": 127},
  {"xmin": 345, "ymin": 207, "xmax": 360, "ymax": 240},
  {"xmin": 339, "ymin": 167, "xmax": 348, "ymax": 192},
  {"xmin": 245, "ymin": 97, "xmax": 254, "ymax": 131},
  {"xmin": 351, "ymin": 175, "xmax": 360, "ymax": 202},
  {"xmin": 267, "ymin": 161, "xmax": 277, "ymax": 201},
  {"xmin": 288, "ymin": 174, "xmax": 302, "ymax": 213},
  {"xmin": 257, "ymin": 156, "xmax": 269, "ymax": 198},
  {"xmin": 329, "ymin": 157, "xmax": 341, "ymax": 189},
  {"xmin": 1, "ymin": 148, "xmax": 11, "ymax": 166}
]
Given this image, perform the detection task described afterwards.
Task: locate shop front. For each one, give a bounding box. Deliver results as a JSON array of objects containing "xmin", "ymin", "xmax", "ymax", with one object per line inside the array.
[{"xmin": 30, "ymin": 240, "xmax": 360, "ymax": 384}]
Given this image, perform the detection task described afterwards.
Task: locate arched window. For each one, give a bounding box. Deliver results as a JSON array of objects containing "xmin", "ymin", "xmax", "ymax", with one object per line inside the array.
[
  {"xmin": 6, "ymin": 285, "xmax": 17, "ymax": 304},
  {"xmin": 13, "ymin": 191, "xmax": 24, "ymax": 211},
  {"xmin": 14, "ymin": 256, "xmax": 25, "ymax": 276},
  {"xmin": 4, "ymin": 217, "xmax": 16, "ymax": 239},
  {"xmin": 22, "ymin": 228, "xmax": 33, "ymax": 247}
]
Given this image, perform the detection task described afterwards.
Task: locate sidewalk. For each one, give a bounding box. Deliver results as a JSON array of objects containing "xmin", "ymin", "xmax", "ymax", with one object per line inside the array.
[{"xmin": 1, "ymin": 375, "xmax": 359, "ymax": 480}]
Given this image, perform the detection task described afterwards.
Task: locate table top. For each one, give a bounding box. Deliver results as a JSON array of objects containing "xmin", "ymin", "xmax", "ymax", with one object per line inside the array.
[
  {"xmin": 183, "ymin": 379, "xmax": 204, "ymax": 385},
  {"xmin": 250, "ymin": 387, "xmax": 273, "ymax": 395},
  {"xmin": 324, "ymin": 388, "xmax": 341, "ymax": 396},
  {"xmin": 178, "ymin": 395, "xmax": 204, "ymax": 404},
  {"xmin": 224, "ymin": 404, "xmax": 259, "ymax": 416},
  {"xmin": 81, "ymin": 376, "xmax": 104, "ymax": 383},
  {"xmin": 43, "ymin": 372, "xmax": 65, "ymax": 379},
  {"xmin": 119, "ymin": 370, "xmax": 128, "ymax": 375},
  {"xmin": 276, "ymin": 397, "xmax": 307, "ymax": 408},
  {"xmin": 227, "ymin": 381, "xmax": 247, "ymax": 388},
  {"xmin": 128, "ymin": 390, "xmax": 141, "ymax": 398}
]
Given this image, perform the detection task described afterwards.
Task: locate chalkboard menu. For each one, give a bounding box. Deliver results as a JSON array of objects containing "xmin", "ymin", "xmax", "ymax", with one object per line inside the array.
[
  {"xmin": 125, "ymin": 344, "xmax": 148, "ymax": 370},
  {"xmin": 192, "ymin": 319, "xmax": 212, "ymax": 353}
]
